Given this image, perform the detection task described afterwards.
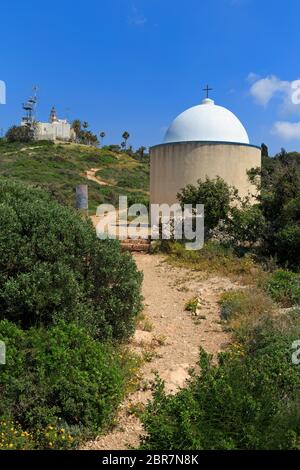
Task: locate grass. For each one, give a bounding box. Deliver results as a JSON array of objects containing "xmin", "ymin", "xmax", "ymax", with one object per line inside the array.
[
  {"xmin": 262, "ymin": 270, "xmax": 300, "ymax": 307},
  {"xmin": 96, "ymin": 162, "xmax": 149, "ymax": 191},
  {"xmin": 218, "ymin": 286, "xmax": 277, "ymax": 346},
  {"xmin": 164, "ymin": 240, "xmax": 265, "ymax": 284},
  {"xmin": 219, "ymin": 287, "xmax": 275, "ymax": 321},
  {"xmin": 0, "ymin": 140, "xmax": 149, "ymax": 214},
  {"xmin": 185, "ymin": 297, "xmax": 198, "ymax": 314}
]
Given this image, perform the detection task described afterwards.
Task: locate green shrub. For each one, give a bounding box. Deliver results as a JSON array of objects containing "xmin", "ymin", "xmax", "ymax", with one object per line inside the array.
[
  {"xmin": 0, "ymin": 419, "xmax": 35, "ymax": 450},
  {"xmin": 0, "ymin": 418, "xmax": 76, "ymax": 450},
  {"xmin": 274, "ymin": 224, "xmax": 300, "ymax": 270},
  {"xmin": 0, "ymin": 320, "xmax": 125, "ymax": 446},
  {"xmin": 263, "ymin": 270, "xmax": 300, "ymax": 307},
  {"xmin": 185, "ymin": 297, "xmax": 198, "ymax": 314},
  {"xmin": 165, "ymin": 241, "xmax": 260, "ymax": 284},
  {"xmin": 219, "ymin": 287, "xmax": 276, "ymax": 343},
  {"xmin": 219, "ymin": 288, "xmax": 274, "ymax": 321},
  {"xmin": 0, "ymin": 178, "xmax": 142, "ymax": 340},
  {"xmin": 5, "ymin": 125, "xmax": 35, "ymax": 143},
  {"xmin": 140, "ymin": 313, "xmax": 300, "ymax": 450},
  {"xmin": 227, "ymin": 205, "xmax": 267, "ymax": 247},
  {"xmin": 177, "ymin": 177, "xmax": 235, "ymax": 231}
]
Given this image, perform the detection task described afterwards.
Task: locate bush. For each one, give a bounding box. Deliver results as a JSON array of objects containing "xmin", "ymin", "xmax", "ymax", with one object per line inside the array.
[
  {"xmin": 0, "ymin": 320, "xmax": 125, "ymax": 447},
  {"xmin": 0, "ymin": 419, "xmax": 35, "ymax": 450},
  {"xmin": 219, "ymin": 287, "xmax": 275, "ymax": 342},
  {"xmin": 5, "ymin": 125, "xmax": 35, "ymax": 143},
  {"xmin": 140, "ymin": 313, "xmax": 300, "ymax": 450},
  {"xmin": 219, "ymin": 287, "xmax": 274, "ymax": 321},
  {"xmin": 165, "ymin": 241, "xmax": 260, "ymax": 284},
  {"xmin": 227, "ymin": 205, "xmax": 267, "ymax": 247},
  {"xmin": 256, "ymin": 153, "xmax": 300, "ymax": 269},
  {"xmin": 177, "ymin": 177, "xmax": 235, "ymax": 232},
  {"xmin": 274, "ymin": 224, "xmax": 300, "ymax": 270},
  {"xmin": 263, "ymin": 270, "xmax": 300, "ymax": 307},
  {"xmin": 0, "ymin": 178, "xmax": 142, "ymax": 340}
]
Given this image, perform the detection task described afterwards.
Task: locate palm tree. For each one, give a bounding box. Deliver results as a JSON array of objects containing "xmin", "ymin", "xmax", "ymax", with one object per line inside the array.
[
  {"xmin": 138, "ymin": 146, "xmax": 146, "ymax": 159},
  {"xmin": 71, "ymin": 119, "xmax": 82, "ymax": 142},
  {"xmin": 99, "ymin": 131, "xmax": 106, "ymax": 147},
  {"xmin": 122, "ymin": 131, "xmax": 130, "ymax": 150},
  {"xmin": 82, "ymin": 121, "xmax": 89, "ymax": 130}
]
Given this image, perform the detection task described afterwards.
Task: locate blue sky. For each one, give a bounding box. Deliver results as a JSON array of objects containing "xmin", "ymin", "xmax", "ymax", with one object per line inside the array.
[{"xmin": 0, "ymin": 0, "xmax": 300, "ymax": 154}]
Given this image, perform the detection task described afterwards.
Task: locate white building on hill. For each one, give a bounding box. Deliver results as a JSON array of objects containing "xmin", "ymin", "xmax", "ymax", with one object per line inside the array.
[{"xmin": 34, "ymin": 107, "xmax": 76, "ymax": 142}]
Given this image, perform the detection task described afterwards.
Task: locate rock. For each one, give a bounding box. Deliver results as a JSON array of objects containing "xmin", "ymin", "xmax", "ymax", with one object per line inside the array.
[{"xmin": 133, "ymin": 330, "xmax": 153, "ymax": 345}]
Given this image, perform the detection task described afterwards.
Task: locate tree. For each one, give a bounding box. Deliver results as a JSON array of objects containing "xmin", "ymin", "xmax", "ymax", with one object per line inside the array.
[
  {"xmin": 99, "ymin": 131, "xmax": 106, "ymax": 144},
  {"xmin": 0, "ymin": 319, "xmax": 125, "ymax": 445},
  {"xmin": 140, "ymin": 316, "xmax": 300, "ymax": 450},
  {"xmin": 71, "ymin": 120, "xmax": 98, "ymax": 146},
  {"xmin": 227, "ymin": 204, "xmax": 267, "ymax": 247},
  {"xmin": 99, "ymin": 131, "xmax": 106, "ymax": 147},
  {"xmin": 177, "ymin": 177, "xmax": 236, "ymax": 232},
  {"xmin": 277, "ymin": 148, "xmax": 289, "ymax": 166},
  {"xmin": 137, "ymin": 146, "xmax": 146, "ymax": 159},
  {"xmin": 122, "ymin": 131, "xmax": 130, "ymax": 150},
  {"xmin": 71, "ymin": 119, "xmax": 81, "ymax": 138},
  {"xmin": 261, "ymin": 143, "xmax": 268, "ymax": 158},
  {"xmin": 0, "ymin": 178, "xmax": 142, "ymax": 340},
  {"xmin": 6, "ymin": 125, "xmax": 35, "ymax": 143},
  {"xmin": 250, "ymin": 149, "xmax": 300, "ymax": 268}
]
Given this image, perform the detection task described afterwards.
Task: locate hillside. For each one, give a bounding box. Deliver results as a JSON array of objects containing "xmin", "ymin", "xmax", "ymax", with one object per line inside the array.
[{"xmin": 0, "ymin": 140, "xmax": 149, "ymax": 213}]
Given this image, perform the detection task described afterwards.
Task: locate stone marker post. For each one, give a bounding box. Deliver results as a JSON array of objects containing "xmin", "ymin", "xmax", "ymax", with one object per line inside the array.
[{"xmin": 76, "ymin": 184, "xmax": 89, "ymax": 217}]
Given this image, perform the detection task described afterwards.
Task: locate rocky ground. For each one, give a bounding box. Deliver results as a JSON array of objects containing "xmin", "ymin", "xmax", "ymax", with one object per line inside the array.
[{"xmin": 83, "ymin": 253, "xmax": 240, "ymax": 450}]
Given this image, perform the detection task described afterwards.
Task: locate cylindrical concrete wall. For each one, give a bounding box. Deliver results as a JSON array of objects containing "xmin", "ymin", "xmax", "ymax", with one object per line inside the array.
[{"xmin": 150, "ymin": 141, "xmax": 261, "ymax": 205}]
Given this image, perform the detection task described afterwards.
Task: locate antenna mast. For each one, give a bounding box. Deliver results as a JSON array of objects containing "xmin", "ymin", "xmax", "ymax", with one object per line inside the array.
[{"xmin": 22, "ymin": 85, "xmax": 38, "ymax": 127}]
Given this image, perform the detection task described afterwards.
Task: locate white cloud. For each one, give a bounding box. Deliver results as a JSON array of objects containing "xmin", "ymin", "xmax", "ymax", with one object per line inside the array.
[
  {"xmin": 247, "ymin": 72, "xmax": 260, "ymax": 84},
  {"xmin": 272, "ymin": 121, "xmax": 300, "ymax": 140},
  {"xmin": 248, "ymin": 74, "xmax": 300, "ymax": 113},
  {"xmin": 249, "ymin": 75, "xmax": 290, "ymax": 106}
]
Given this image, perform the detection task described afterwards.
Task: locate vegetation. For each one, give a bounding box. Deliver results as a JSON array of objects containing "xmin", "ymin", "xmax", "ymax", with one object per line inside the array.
[
  {"xmin": 143, "ymin": 148, "xmax": 300, "ymax": 450},
  {"xmin": 140, "ymin": 298, "xmax": 300, "ymax": 450},
  {"xmin": 175, "ymin": 149, "xmax": 300, "ymax": 270},
  {"xmin": 177, "ymin": 176, "xmax": 235, "ymax": 232},
  {"xmin": 185, "ymin": 297, "xmax": 198, "ymax": 314},
  {"xmin": 0, "ymin": 177, "xmax": 144, "ymax": 449},
  {"xmin": 263, "ymin": 270, "xmax": 300, "ymax": 307},
  {"xmin": 162, "ymin": 241, "xmax": 261, "ymax": 284},
  {"xmin": 219, "ymin": 287, "xmax": 275, "ymax": 321},
  {"xmin": 249, "ymin": 148, "xmax": 300, "ymax": 269},
  {"xmin": 0, "ymin": 320, "xmax": 127, "ymax": 449},
  {"xmin": 5, "ymin": 125, "xmax": 35, "ymax": 143},
  {"xmin": 0, "ymin": 139, "xmax": 149, "ymax": 213},
  {"xmin": 0, "ymin": 178, "xmax": 142, "ymax": 340},
  {"xmin": 122, "ymin": 131, "xmax": 130, "ymax": 150},
  {"xmin": 96, "ymin": 162, "xmax": 149, "ymax": 191},
  {"xmin": 99, "ymin": 131, "xmax": 106, "ymax": 147},
  {"xmin": 71, "ymin": 120, "xmax": 98, "ymax": 146},
  {"xmin": 1, "ymin": 130, "xmax": 300, "ymax": 451}
]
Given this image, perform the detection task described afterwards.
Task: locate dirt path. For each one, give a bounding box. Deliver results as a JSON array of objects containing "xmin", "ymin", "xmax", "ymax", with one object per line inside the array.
[
  {"xmin": 83, "ymin": 253, "xmax": 239, "ymax": 450},
  {"xmin": 85, "ymin": 168, "xmax": 109, "ymax": 186}
]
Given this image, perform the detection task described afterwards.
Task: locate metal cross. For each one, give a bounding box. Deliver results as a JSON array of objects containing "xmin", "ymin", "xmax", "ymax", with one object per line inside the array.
[{"xmin": 203, "ymin": 84, "xmax": 213, "ymax": 98}]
